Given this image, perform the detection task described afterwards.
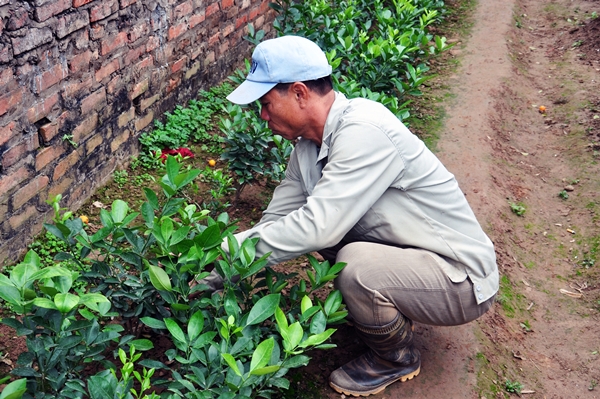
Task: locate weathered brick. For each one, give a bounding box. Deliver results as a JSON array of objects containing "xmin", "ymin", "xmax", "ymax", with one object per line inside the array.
[
  {"xmin": 73, "ymin": 0, "xmax": 93, "ymax": 7},
  {"xmin": 11, "ymin": 27, "xmax": 53, "ymax": 55},
  {"xmin": 189, "ymin": 11, "xmax": 205, "ymax": 29},
  {"xmin": 223, "ymin": 23, "xmax": 234, "ymax": 37},
  {"xmin": 12, "ymin": 175, "xmax": 49, "ymax": 208},
  {"xmin": 206, "ymin": 3, "xmax": 220, "ymax": 17},
  {"xmin": 35, "ymin": 0, "xmax": 71, "ymax": 22},
  {"xmin": 56, "ymin": 11, "xmax": 89, "ymax": 39},
  {"xmin": 235, "ymin": 15, "xmax": 248, "ymax": 30},
  {"xmin": 47, "ymin": 177, "xmax": 73, "ymax": 202},
  {"xmin": 134, "ymin": 55, "xmax": 153, "ymax": 73},
  {"xmin": 63, "ymin": 76, "xmax": 93, "ymax": 98},
  {"xmin": 185, "ymin": 61, "xmax": 200, "ymax": 80},
  {"xmin": 72, "ymin": 112, "xmax": 98, "ymax": 143},
  {"xmin": 38, "ymin": 111, "xmax": 69, "ymax": 143},
  {"xmin": 140, "ymin": 93, "xmax": 159, "ymax": 111},
  {"xmin": 0, "ymin": 44, "xmax": 10, "ymax": 64},
  {"xmin": 90, "ymin": 0, "xmax": 118, "ymax": 22},
  {"xmin": 90, "ymin": 23, "xmax": 105, "ymax": 40},
  {"xmin": 110, "ymin": 129, "xmax": 130, "ymax": 152},
  {"xmin": 52, "ymin": 150, "xmax": 79, "ymax": 181},
  {"xmin": 128, "ymin": 22, "xmax": 149, "ymax": 42},
  {"xmin": 174, "ymin": 1, "xmax": 193, "ymax": 19},
  {"xmin": 106, "ymin": 74, "xmax": 123, "ymax": 95},
  {"xmin": 0, "ymin": 121, "xmax": 16, "ymax": 146},
  {"xmin": 124, "ymin": 45, "xmax": 145, "ymax": 66},
  {"xmin": 146, "ymin": 36, "xmax": 159, "ymax": 52},
  {"xmin": 171, "ymin": 56, "xmax": 187, "ymax": 74},
  {"xmin": 120, "ymin": 0, "xmax": 137, "ymax": 8},
  {"xmin": 168, "ymin": 22, "xmax": 188, "ymax": 41},
  {"xmin": 85, "ymin": 133, "xmax": 103, "ymax": 154},
  {"xmin": 27, "ymin": 91, "xmax": 59, "ymax": 124},
  {"xmin": 166, "ymin": 77, "xmax": 180, "ymax": 94},
  {"xmin": 95, "ymin": 58, "xmax": 120, "ymax": 82},
  {"xmin": 33, "ymin": 63, "xmax": 68, "ymax": 93},
  {"xmin": 0, "ymin": 67, "xmax": 12, "ymax": 86},
  {"xmin": 221, "ymin": 0, "xmax": 234, "ymax": 9},
  {"xmin": 9, "ymin": 205, "xmax": 38, "ymax": 230},
  {"xmin": 36, "ymin": 145, "xmax": 65, "ymax": 171},
  {"xmin": 130, "ymin": 78, "xmax": 148, "ymax": 99},
  {"xmin": 134, "ymin": 110, "xmax": 153, "ymax": 131},
  {"xmin": 208, "ymin": 32, "xmax": 220, "ymax": 46},
  {"xmin": 2, "ymin": 135, "xmax": 39, "ymax": 169},
  {"xmin": 0, "ymin": 166, "xmax": 31, "ymax": 199},
  {"xmin": 101, "ymin": 31, "xmax": 128, "ymax": 55},
  {"xmin": 81, "ymin": 87, "xmax": 106, "ymax": 114},
  {"xmin": 69, "ymin": 50, "xmax": 92, "ymax": 73},
  {"xmin": 0, "ymin": 88, "xmax": 23, "ymax": 117},
  {"xmin": 7, "ymin": 7, "xmax": 29, "ymax": 30},
  {"xmin": 117, "ymin": 107, "xmax": 135, "ymax": 127}
]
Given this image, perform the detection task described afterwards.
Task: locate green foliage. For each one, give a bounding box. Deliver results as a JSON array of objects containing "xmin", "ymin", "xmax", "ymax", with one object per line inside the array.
[
  {"xmin": 509, "ymin": 201, "xmax": 526, "ymax": 217},
  {"xmin": 27, "ymin": 232, "xmax": 69, "ymax": 268},
  {"xmin": 198, "ymin": 166, "xmax": 235, "ymax": 215},
  {"xmin": 504, "ymin": 379, "xmax": 523, "ymax": 394},
  {"xmin": 558, "ymin": 190, "xmax": 569, "ymax": 200},
  {"xmin": 219, "ymin": 103, "xmax": 293, "ymax": 204},
  {"xmin": 138, "ymin": 85, "xmax": 232, "ymax": 169},
  {"xmin": 0, "ymin": 157, "xmax": 347, "ymax": 398},
  {"xmin": 113, "ymin": 170, "xmax": 129, "ymax": 189}
]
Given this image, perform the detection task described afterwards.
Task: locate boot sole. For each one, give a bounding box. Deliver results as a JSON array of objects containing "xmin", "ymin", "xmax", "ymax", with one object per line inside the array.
[{"xmin": 329, "ymin": 366, "xmax": 421, "ymax": 397}]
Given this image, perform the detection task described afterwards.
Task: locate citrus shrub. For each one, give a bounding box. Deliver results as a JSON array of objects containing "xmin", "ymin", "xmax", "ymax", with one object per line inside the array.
[{"xmin": 0, "ymin": 156, "xmax": 347, "ymax": 399}]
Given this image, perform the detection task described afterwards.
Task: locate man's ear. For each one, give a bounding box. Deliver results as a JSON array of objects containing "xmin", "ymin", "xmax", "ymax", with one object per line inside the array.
[{"xmin": 291, "ymin": 82, "xmax": 310, "ymax": 107}]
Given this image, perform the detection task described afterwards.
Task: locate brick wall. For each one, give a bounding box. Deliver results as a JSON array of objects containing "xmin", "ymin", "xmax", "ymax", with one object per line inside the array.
[{"xmin": 0, "ymin": 0, "xmax": 275, "ymax": 263}]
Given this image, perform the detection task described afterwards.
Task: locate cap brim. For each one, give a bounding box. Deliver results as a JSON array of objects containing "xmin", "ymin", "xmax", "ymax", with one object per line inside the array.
[{"xmin": 226, "ymin": 80, "xmax": 277, "ymax": 104}]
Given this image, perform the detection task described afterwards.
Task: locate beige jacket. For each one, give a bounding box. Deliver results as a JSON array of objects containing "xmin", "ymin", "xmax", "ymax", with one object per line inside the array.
[{"xmin": 228, "ymin": 92, "xmax": 498, "ymax": 304}]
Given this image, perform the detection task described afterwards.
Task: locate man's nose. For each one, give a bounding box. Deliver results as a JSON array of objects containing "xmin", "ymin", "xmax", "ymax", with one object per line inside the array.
[{"xmin": 260, "ymin": 107, "xmax": 269, "ymax": 121}]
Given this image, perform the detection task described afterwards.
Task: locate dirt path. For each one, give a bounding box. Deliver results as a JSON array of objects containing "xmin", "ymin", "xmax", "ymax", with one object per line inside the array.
[{"xmin": 317, "ymin": 0, "xmax": 600, "ymax": 398}]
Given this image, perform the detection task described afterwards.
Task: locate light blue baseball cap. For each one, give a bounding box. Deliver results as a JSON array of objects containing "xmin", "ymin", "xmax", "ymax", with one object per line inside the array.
[{"xmin": 226, "ymin": 35, "xmax": 332, "ymax": 105}]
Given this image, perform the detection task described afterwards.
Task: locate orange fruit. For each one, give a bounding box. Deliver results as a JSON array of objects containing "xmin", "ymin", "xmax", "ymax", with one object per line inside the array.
[
  {"xmin": 539, "ymin": 105, "xmax": 546, "ymax": 113},
  {"xmin": 208, "ymin": 159, "xmax": 216, "ymax": 167},
  {"xmin": 79, "ymin": 215, "xmax": 89, "ymax": 224}
]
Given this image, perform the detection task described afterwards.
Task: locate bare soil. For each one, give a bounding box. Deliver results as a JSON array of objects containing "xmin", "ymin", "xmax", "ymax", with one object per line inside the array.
[{"xmin": 1, "ymin": 0, "xmax": 600, "ymax": 397}]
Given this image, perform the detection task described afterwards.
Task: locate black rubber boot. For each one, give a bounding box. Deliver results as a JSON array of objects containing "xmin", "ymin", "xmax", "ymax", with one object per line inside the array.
[{"xmin": 329, "ymin": 314, "xmax": 421, "ymax": 397}]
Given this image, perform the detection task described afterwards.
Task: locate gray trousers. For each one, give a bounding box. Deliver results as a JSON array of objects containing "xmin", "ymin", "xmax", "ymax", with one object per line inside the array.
[{"xmin": 326, "ymin": 242, "xmax": 494, "ymax": 328}]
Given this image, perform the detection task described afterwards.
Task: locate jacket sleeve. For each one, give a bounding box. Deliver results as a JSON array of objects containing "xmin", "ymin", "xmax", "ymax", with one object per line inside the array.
[
  {"xmin": 253, "ymin": 147, "xmax": 308, "ymax": 225},
  {"xmin": 228, "ymin": 120, "xmax": 406, "ymax": 266}
]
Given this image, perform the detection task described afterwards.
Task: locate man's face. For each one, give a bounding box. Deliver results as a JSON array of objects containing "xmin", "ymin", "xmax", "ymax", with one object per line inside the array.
[{"xmin": 259, "ymin": 87, "xmax": 304, "ymax": 141}]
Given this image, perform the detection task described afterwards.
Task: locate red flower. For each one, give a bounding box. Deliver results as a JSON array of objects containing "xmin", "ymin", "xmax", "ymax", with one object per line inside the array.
[{"xmin": 159, "ymin": 147, "xmax": 194, "ymax": 162}]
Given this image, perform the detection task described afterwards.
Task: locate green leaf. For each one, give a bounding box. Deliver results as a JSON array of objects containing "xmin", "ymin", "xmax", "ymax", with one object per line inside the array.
[
  {"xmin": 0, "ymin": 378, "xmax": 27, "ymax": 399},
  {"xmin": 188, "ymin": 310, "xmax": 205, "ymax": 343},
  {"xmin": 54, "ymin": 292, "xmax": 80, "ymax": 313},
  {"xmin": 32, "ymin": 297, "xmax": 57, "ymax": 310},
  {"xmin": 284, "ymin": 355, "xmax": 310, "ymax": 369},
  {"xmin": 88, "ymin": 373, "xmax": 117, "ymax": 399},
  {"xmin": 250, "ymin": 337, "xmax": 274, "ymax": 372},
  {"xmin": 299, "ymin": 328, "xmax": 336, "ymax": 348},
  {"xmin": 144, "ymin": 188, "xmax": 159, "ymax": 210},
  {"xmin": 141, "ymin": 317, "xmax": 166, "ymax": 330},
  {"xmin": 110, "ymin": 199, "xmax": 129, "ymax": 223},
  {"xmin": 0, "ymin": 286, "xmax": 22, "ymax": 308},
  {"xmin": 246, "ymin": 294, "xmax": 280, "ymax": 326},
  {"xmin": 287, "ymin": 322, "xmax": 303, "ymax": 349},
  {"xmin": 300, "ymin": 295, "xmax": 312, "ymax": 314},
  {"xmin": 221, "ymin": 353, "xmax": 242, "ymax": 377},
  {"xmin": 129, "ymin": 339, "xmax": 154, "ymax": 351},
  {"xmin": 165, "ymin": 318, "xmax": 187, "ymax": 345},
  {"xmin": 324, "ymin": 290, "xmax": 343, "ymax": 316},
  {"xmin": 250, "ymin": 365, "xmax": 280, "ymax": 376},
  {"xmin": 148, "ymin": 265, "xmax": 172, "ymax": 292}
]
